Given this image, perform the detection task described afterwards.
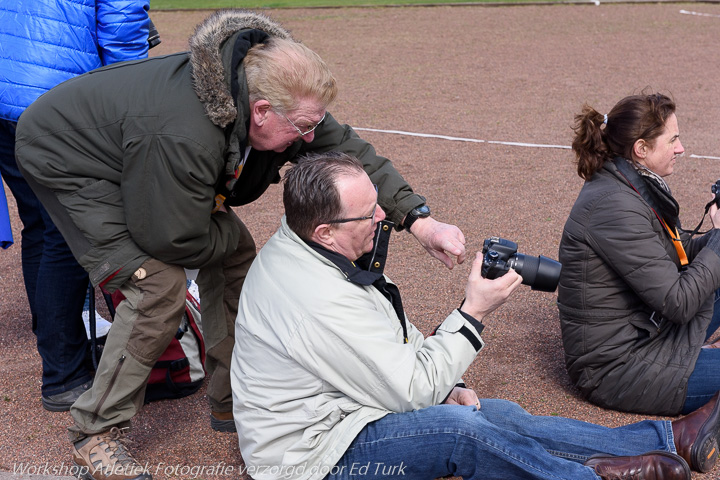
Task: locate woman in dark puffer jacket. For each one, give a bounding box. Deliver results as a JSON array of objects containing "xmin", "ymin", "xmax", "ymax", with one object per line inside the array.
[{"xmin": 558, "ymin": 92, "xmax": 720, "ymax": 420}]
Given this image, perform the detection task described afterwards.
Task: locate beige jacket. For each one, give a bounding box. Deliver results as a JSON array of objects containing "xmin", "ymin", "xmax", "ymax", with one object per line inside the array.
[{"xmin": 230, "ymin": 218, "xmax": 485, "ymax": 480}]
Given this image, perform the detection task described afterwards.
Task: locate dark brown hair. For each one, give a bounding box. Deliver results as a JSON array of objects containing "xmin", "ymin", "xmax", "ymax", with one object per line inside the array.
[
  {"xmin": 283, "ymin": 152, "xmax": 365, "ymax": 240},
  {"xmin": 572, "ymin": 92, "xmax": 676, "ymax": 180}
]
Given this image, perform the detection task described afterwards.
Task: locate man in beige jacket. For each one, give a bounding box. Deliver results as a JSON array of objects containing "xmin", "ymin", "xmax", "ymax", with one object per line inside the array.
[{"xmin": 230, "ymin": 151, "xmax": 719, "ymax": 480}]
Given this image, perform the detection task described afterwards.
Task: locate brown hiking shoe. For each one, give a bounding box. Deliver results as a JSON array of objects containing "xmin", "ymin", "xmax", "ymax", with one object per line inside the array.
[{"xmin": 72, "ymin": 427, "xmax": 152, "ymax": 480}]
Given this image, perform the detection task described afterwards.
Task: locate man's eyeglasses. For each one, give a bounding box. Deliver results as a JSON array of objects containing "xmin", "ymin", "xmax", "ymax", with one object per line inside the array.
[
  {"xmin": 326, "ymin": 185, "xmax": 378, "ymax": 224},
  {"xmin": 278, "ymin": 110, "xmax": 327, "ymax": 137}
]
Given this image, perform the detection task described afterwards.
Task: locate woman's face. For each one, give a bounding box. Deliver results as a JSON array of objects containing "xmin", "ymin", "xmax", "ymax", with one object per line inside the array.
[{"xmin": 637, "ymin": 113, "xmax": 684, "ymax": 178}]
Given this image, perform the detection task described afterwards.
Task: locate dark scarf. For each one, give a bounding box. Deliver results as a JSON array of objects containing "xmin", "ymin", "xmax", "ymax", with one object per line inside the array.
[
  {"xmin": 307, "ymin": 221, "xmax": 410, "ymax": 343},
  {"xmin": 613, "ymin": 157, "xmax": 681, "ymax": 231},
  {"xmin": 218, "ymin": 29, "xmax": 269, "ymax": 203}
]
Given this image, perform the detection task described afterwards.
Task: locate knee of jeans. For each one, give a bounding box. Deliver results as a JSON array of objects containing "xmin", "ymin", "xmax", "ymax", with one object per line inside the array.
[
  {"xmin": 420, "ymin": 404, "xmax": 487, "ymax": 431},
  {"xmin": 476, "ymin": 398, "xmax": 531, "ymax": 420}
]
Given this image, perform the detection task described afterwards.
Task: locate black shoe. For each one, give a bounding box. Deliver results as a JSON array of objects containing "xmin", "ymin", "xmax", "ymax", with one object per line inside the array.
[
  {"xmin": 210, "ymin": 411, "xmax": 236, "ymax": 433},
  {"xmin": 41, "ymin": 380, "xmax": 92, "ymax": 412}
]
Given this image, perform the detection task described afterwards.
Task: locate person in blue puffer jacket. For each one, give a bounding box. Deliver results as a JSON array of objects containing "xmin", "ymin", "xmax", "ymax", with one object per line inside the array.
[{"xmin": 0, "ymin": 0, "xmax": 150, "ymax": 412}]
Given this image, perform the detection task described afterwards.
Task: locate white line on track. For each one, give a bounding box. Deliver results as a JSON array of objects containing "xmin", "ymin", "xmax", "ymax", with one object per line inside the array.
[
  {"xmin": 354, "ymin": 127, "xmax": 486, "ymax": 144},
  {"xmin": 354, "ymin": 127, "xmax": 570, "ymax": 150},
  {"xmin": 354, "ymin": 127, "xmax": 716, "ymax": 159},
  {"xmin": 680, "ymin": 9, "xmax": 720, "ymax": 18},
  {"xmin": 356, "ymin": 10, "xmax": 720, "ymax": 159},
  {"xmin": 486, "ymin": 140, "xmax": 571, "ymax": 150}
]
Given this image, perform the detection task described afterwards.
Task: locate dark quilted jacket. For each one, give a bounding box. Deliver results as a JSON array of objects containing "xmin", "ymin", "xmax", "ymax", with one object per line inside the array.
[{"xmin": 557, "ymin": 159, "xmax": 720, "ymax": 415}]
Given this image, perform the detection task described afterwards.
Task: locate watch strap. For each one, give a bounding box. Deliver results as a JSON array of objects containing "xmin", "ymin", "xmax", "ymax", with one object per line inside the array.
[{"xmin": 402, "ymin": 205, "xmax": 430, "ymax": 231}]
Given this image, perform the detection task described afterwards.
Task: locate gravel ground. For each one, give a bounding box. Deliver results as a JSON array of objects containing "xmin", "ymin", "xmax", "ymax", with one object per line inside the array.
[{"xmin": 2, "ymin": 3, "xmax": 720, "ymax": 479}]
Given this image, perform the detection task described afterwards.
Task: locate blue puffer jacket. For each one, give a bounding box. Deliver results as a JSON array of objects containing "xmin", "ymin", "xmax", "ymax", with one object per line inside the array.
[{"xmin": 0, "ymin": 0, "xmax": 150, "ymax": 122}]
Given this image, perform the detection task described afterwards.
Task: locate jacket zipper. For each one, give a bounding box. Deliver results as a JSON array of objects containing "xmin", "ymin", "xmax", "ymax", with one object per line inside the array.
[{"xmin": 91, "ymin": 355, "xmax": 126, "ymax": 424}]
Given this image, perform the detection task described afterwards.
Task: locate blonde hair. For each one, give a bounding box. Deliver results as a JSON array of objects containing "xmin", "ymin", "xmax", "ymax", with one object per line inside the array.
[{"xmin": 244, "ymin": 37, "xmax": 338, "ymax": 113}]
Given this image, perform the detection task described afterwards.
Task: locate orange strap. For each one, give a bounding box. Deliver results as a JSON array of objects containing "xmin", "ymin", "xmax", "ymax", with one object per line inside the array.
[
  {"xmin": 211, "ymin": 194, "xmax": 226, "ymax": 214},
  {"xmin": 612, "ymin": 163, "xmax": 689, "ymax": 267},
  {"xmin": 662, "ymin": 221, "xmax": 689, "ymax": 266}
]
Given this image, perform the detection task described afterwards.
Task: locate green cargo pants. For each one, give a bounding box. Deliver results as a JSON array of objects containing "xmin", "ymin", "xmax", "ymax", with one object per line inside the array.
[{"xmin": 69, "ymin": 215, "xmax": 255, "ymax": 439}]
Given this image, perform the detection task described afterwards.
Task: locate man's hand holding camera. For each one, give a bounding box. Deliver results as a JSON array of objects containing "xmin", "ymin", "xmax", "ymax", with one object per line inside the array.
[{"xmin": 460, "ymin": 252, "xmax": 523, "ymax": 321}]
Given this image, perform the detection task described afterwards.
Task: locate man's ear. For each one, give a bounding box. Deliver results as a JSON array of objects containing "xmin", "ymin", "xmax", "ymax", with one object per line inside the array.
[
  {"xmin": 251, "ymin": 100, "xmax": 272, "ymax": 127},
  {"xmin": 312, "ymin": 223, "xmax": 334, "ymax": 246}
]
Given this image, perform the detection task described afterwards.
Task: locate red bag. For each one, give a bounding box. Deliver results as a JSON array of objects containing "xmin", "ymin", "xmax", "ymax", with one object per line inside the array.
[
  {"xmin": 144, "ymin": 291, "xmax": 205, "ymax": 403},
  {"xmin": 100, "ymin": 288, "xmax": 206, "ymax": 403}
]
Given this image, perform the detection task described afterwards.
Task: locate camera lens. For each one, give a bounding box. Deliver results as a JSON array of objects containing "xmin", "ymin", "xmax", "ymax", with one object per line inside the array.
[{"xmin": 508, "ymin": 254, "xmax": 562, "ymax": 292}]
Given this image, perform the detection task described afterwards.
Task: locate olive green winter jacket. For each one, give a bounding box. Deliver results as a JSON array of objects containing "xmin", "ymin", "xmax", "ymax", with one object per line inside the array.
[{"xmin": 15, "ymin": 10, "xmax": 424, "ymax": 292}]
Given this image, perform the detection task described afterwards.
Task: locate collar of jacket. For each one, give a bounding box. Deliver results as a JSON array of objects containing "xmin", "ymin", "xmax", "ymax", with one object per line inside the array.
[
  {"xmin": 188, "ymin": 9, "xmax": 292, "ymax": 128},
  {"xmin": 611, "ymin": 157, "xmax": 680, "ymax": 229},
  {"xmin": 306, "ymin": 220, "xmax": 395, "ymax": 286},
  {"xmin": 187, "ymin": 11, "xmax": 294, "ymax": 197},
  {"xmin": 220, "ymin": 28, "xmax": 268, "ymax": 194}
]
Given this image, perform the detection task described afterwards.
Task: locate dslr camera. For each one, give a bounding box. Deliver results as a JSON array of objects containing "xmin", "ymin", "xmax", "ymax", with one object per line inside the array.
[
  {"xmin": 712, "ymin": 179, "xmax": 720, "ymax": 208},
  {"xmin": 481, "ymin": 237, "xmax": 562, "ymax": 292}
]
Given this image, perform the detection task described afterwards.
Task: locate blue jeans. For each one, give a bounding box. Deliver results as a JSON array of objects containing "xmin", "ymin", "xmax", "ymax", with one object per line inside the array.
[
  {"xmin": 683, "ymin": 289, "xmax": 720, "ymax": 413},
  {"xmin": 328, "ymin": 400, "xmax": 673, "ymax": 480},
  {"xmin": 0, "ymin": 119, "xmax": 91, "ymax": 396}
]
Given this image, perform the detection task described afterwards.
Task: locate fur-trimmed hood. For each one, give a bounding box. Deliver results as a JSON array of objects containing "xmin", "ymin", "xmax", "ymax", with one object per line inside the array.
[{"xmin": 188, "ymin": 10, "xmax": 292, "ymax": 128}]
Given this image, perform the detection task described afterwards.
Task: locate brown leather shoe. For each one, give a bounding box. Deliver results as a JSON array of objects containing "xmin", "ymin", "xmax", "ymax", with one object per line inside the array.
[
  {"xmin": 584, "ymin": 451, "xmax": 690, "ymax": 480},
  {"xmin": 672, "ymin": 391, "xmax": 720, "ymax": 472},
  {"xmin": 210, "ymin": 410, "xmax": 236, "ymax": 433}
]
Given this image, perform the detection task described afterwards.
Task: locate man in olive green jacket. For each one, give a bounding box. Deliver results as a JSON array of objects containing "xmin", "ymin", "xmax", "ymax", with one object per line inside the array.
[{"xmin": 15, "ymin": 10, "xmax": 465, "ymax": 480}]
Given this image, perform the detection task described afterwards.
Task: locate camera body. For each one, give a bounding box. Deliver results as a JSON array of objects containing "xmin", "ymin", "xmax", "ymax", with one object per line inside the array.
[
  {"xmin": 711, "ymin": 179, "xmax": 720, "ymax": 208},
  {"xmin": 481, "ymin": 237, "xmax": 562, "ymax": 292}
]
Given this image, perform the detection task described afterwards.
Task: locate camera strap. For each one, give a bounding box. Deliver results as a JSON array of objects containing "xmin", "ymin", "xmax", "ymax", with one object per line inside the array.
[
  {"xmin": 614, "ymin": 160, "xmax": 689, "ymax": 267},
  {"xmin": 661, "ymin": 222, "xmax": 689, "ymax": 267},
  {"xmin": 307, "ymin": 222, "xmax": 410, "ymax": 344},
  {"xmin": 683, "ymin": 199, "xmax": 716, "ymax": 239}
]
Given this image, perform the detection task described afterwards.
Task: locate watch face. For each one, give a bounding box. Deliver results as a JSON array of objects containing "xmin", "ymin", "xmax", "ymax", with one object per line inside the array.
[{"xmin": 413, "ymin": 205, "xmax": 431, "ymax": 216}]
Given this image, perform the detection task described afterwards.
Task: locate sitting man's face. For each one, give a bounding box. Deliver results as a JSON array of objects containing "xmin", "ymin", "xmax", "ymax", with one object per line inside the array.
[{"xmin": 315, "ymin": 172, "xmax": 386, "ymax": 261}]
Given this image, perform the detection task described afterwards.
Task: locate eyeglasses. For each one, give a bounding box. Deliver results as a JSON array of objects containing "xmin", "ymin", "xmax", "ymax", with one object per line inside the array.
[
  {"xmin": 278, "ymin": 110, "xmax": 327, "ymax": 137},
  {"xmin": 327, "ymin": 185, "xmax": 378, "ymax": 224}
]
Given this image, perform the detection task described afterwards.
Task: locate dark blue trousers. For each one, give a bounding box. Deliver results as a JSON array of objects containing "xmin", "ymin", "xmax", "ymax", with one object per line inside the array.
[{"xmin": 0, "ymin": 119, "xmax": 91, "ymax": 396}]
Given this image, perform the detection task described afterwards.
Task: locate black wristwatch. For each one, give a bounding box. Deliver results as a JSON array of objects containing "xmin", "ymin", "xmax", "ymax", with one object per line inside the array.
[{"xmin": 402, "ymin": 204, "xmax": 431, "ymax": 231}]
